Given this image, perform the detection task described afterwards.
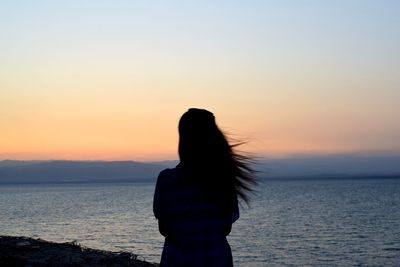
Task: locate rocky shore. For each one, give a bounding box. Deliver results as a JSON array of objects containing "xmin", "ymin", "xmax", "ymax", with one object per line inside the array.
[{"xmin": 0, "ymin": 236, "xmax": 158, "ymax": 267}]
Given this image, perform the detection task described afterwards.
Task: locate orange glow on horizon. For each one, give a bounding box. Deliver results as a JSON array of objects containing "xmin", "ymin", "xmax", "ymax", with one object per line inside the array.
[{"xmin": 1, "ymin": 2, "xmax": 399, "ymax": 160}]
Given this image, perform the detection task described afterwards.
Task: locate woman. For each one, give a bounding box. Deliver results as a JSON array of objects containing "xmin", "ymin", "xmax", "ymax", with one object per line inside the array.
[{"xmin": 153, "ymin": 108, "xmax": 257, "ymax": 267}]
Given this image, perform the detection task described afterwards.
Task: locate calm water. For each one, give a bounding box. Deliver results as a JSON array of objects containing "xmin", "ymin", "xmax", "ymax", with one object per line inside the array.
[{"xmin": 1, "ymin": 179, "xmax": 399, "ymax": 266}]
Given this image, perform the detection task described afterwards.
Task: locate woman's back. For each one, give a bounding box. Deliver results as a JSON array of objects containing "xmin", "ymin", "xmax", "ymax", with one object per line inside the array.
[
  {"xmin": 154, "ymin": 167, "xmax": 238, "ymax": 267},
  {"xmin": 154, "ymin": 167, "xmax": 239, "ymax": 247}
]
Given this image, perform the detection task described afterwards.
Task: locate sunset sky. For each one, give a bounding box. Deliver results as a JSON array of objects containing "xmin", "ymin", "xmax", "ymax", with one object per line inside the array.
[{"xmin": 1, "ymin": 1, "xmax": 399, "ymax": 161}]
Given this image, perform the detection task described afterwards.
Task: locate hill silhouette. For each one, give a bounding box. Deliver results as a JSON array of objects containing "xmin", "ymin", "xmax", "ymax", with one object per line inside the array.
[
  {"xmin": 0, "ymin": 160, "xmax": 166, "ymax": 184},
  {"xmin": 1, "ymin": 155, "xmax": 400, "ymax": 184}
]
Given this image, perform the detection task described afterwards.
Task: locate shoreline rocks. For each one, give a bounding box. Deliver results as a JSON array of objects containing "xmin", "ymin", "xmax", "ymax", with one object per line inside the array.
[{"xmin": 0, "ymin": 236, "xmax": 158, "ymax": 267}]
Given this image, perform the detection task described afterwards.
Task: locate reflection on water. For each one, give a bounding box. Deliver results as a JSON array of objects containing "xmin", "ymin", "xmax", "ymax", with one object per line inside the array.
[{"xmin": 1, "ymin": 179, "xmax": 399, "ymax": 266}]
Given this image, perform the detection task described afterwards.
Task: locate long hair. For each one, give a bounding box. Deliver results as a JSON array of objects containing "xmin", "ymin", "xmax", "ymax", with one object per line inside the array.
[{"xmin": 178, "ymin": 108, "xmax": 257, "ymax": 213}]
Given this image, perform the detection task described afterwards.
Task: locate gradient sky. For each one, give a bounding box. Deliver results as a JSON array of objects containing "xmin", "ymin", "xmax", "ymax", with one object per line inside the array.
[{"xmin": 1, "ymin": 1, "xmax": 399, "ymax": 160}]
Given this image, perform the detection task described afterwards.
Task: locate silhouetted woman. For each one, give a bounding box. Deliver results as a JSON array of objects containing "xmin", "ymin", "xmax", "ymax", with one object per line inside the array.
[{"xmin": 153, "ymin": 108, "xmax": 257, "ymax": 267}]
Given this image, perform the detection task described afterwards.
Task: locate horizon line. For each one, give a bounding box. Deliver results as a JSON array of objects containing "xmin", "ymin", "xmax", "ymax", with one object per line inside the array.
[{"xmin": 2, "ymin": 152, "xmax": 400, "ymax": 163}]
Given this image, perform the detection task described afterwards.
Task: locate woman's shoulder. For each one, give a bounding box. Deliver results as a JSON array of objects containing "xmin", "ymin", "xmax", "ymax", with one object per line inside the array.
[
  {"xmin": 157, "ymin": 167, "xmax": 182, "ymax": 186},
  {"xmin": 158, "ymin": 166, "xmax": 181, "ymax": 178}
]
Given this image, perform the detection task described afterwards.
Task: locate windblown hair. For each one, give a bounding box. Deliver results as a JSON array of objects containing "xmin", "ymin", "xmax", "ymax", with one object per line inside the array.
[{"xmin": 178, "ymin": 108, "xmax": 257, "ymax": 213}]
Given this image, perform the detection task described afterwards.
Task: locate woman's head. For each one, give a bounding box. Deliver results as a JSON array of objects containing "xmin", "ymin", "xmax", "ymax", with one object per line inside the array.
[
  {"xmin": 178, "ymin": 108, "xmax": 257, "ymax": 206},
  {"xmin": 178, "ymin": 108, "xmax": 229, "ymax": 167}
]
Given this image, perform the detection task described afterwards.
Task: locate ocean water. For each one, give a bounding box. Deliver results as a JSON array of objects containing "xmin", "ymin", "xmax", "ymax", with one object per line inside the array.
[{"xmin": 1, "ymin": 179, "xmax": 399, "ymax": 266}]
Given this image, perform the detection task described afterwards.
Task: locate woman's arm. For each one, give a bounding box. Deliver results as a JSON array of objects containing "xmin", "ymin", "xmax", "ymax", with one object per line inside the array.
[
  {"xmin": 225, "ymin": 197, "xmax": 239, "ymax": 235},
  {"xmin": 224, "ymin": 223, "xmax": 232, "ymax": 236},
  {"xmin": 154, "ymin": 170, "xmax": 170, "ymax": 237},
  {"xmin": 158, "ymin": 219, "xmax": 168, "ymax": 237}
]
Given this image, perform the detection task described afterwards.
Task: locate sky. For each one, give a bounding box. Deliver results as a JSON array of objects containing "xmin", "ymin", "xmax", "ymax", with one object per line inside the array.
[{"xmin": 1, "ymin": 1, "xmax": 399, "ymax": 161}]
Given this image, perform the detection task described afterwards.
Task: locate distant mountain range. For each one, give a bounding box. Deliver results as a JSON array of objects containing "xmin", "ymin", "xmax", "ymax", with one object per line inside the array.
[
  {"xmin": 0, "ymin": 155, "xmax": 399, "ymax": 184},
  {"xmin": 0, "ymin": 160, "xmax": 168, "ymax": 184},
  {"xmin": 257, "ymin": 154, "xmax": 400, "ymax": 180}
]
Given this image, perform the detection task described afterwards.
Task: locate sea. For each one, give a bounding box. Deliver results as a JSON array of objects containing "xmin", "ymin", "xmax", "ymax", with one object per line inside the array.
[{"xmin": 1, "ymin": 178, "xmax": 399, "ymax": 266}]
